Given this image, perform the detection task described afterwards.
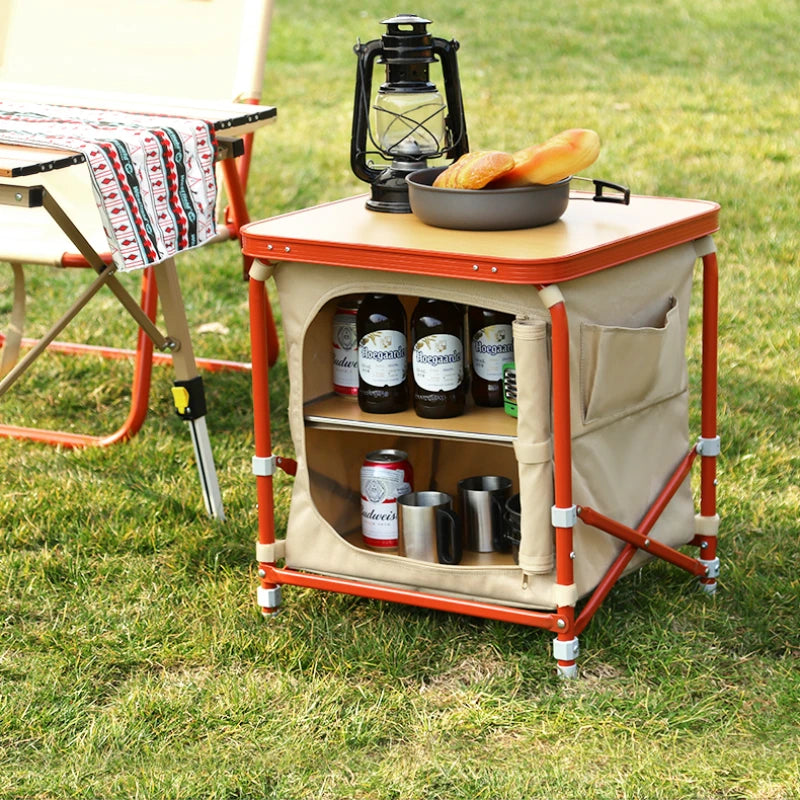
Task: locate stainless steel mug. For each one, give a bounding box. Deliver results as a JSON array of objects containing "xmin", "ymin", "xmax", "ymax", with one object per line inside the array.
[
  {"xmin": 458, "ymin": 475, "xmax": 513, "ymax": 552},
  {"xmin": 504, "ymin": 493, "xmax": 522, "ymax": 563},
  {"xmin": 397, "ymin": 491, "xmax": 462, "ymax": 565}
]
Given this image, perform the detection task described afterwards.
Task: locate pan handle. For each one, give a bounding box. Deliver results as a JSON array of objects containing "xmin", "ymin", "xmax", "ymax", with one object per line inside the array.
[{"xmin": 573, "ymin": 176, "xmax": 631, "ymax": 205}]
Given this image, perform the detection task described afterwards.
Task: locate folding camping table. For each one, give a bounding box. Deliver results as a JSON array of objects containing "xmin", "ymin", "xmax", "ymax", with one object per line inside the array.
[
  {"xmin": 241, "ymin": 189, "xmax": 721, "ymax": 676},
  {"xmin": 0, "ymin": 93, "xmax": 276, "ymax": 518}
]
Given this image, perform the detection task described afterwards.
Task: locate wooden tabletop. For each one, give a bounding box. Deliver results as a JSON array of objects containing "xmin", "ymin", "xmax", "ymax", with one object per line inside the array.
[{"xmin": 241, "ymin": 192, "xmax": 719, "ymax": 285}]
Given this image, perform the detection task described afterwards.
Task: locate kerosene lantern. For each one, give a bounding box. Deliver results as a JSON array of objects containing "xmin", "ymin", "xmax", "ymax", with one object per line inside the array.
[{"xmin": 351, "ymin": 13, "xmax": 469, "ymax": 212}]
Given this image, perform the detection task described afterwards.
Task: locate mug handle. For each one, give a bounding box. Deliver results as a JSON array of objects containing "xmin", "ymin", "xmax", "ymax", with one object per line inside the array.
[
  {"xmin": 491, "ymin": 495, "xmax": 510, "ymax": 552},
  {"xmin": 436, "ymin": 507, "xmax": 463, "ymax": 565}
]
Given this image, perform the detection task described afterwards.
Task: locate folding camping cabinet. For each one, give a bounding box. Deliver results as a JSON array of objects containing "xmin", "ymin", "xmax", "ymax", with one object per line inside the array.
[
  {"xmin": 0, "ymin": 0, "xmax": 278, "ymax": 518},
  {"xmin": 0, "ymin": 0, "xmax": 279, "ymax": 465},
  {"xmin": 241, "ymin": 190, "xmax": 721, "ymax": 675}
]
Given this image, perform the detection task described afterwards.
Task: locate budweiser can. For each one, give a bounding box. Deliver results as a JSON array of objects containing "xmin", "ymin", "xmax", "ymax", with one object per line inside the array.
[
  {"xmin": 332, "ymin": 296, "xmax": 360, "ymax": 397},
  {"xmin": 360, "ymin": 449, "xmax": 413, "ymax": 549}
]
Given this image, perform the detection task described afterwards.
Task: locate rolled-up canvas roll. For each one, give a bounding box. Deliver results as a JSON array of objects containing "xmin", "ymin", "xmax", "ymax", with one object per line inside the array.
[{"xmin": 511, "ymin": 317, "xmax": 554, "ymax": 574}]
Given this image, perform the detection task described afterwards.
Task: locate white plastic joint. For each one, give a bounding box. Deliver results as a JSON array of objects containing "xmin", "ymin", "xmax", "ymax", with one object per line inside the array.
[
  {"xmin": 256, "ymin": 540, "xmax": 286, "ymax": 563},
  {"xmin": 252, "ymin": 455, "xmax": 277, "ymax": 477},
  {"xmin": 552, "ymin": 636, "xmax": 580, "ymax": 662},
  {"xmin": 696, "ymin": 436, "xmax": 721, "ymax": 457},
  {"xmin": 248, "ymin": 261, "xmax": 273, "ymax": 282},
  {"xmin": 537, "ymin": 284, "xmax": 565, "ymax": 309},
  {"xmin": 694, "ymin": 513, "xmax": 720, "ymax": 538},
  {"xmin": 551, "ymin": 504, "xmax": 578, "ymax": 529},
  {"xmin": 698, "ymin": 556, "xmax": 721, "ymax": 579},
  {"xmin": 257, "ymin": 585, "xmax": 282, "ymax": 609},
  {"xmin": 553, "ymin": 583, "xmax": 578, "ymax": 609}
]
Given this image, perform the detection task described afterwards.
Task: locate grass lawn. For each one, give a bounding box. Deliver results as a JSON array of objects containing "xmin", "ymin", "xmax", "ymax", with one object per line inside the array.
[{"xmin": 1, "ymin": 0, "xmax": 799, "ymax": 797}]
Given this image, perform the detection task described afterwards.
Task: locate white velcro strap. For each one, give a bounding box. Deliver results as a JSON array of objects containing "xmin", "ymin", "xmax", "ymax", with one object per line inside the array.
[
  {"xmin": 693, "ymin": 236, "xmax": 717, "ymax": 258},
  {"xmin": 696, "ymin": 436, "xmax": 721, "ymax": 457},
  {"xmin": 513, "ymin": 439, "xmax": 552, "ymax": 464},
  {"xmin": 551, "ymin": 504, "xmax": 577, "ymax": 529},
  {"xmin": 252, "ymin": 455, "xmax": 277, "ymax": 477},
  {"xmin": 249, "ymin": 261, "xmax": 274, "ymax": 282},
  {"xmin": 256, "ymin": 540, "xmax": 286, "ymax": 563},
  {"xmin": 553, "ymin": 583, "xmax": 578, "ymax": 608},
  {"xmin": 537, "ymin": 285, "xmax": 565, "ymax": 309},
  {"xmin": 694, "ymin": 513, "xmax": 720, "ymax": 538}
]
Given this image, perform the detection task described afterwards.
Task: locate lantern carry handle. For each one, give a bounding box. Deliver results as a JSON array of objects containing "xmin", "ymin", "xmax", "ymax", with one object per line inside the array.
[
  {"xmin": 432, "ymin": 36, "xmax": 469, "ymax": 161},
  {"xmin": 351, "ymin": 38, "xmax": 385, "ymax": 184}
]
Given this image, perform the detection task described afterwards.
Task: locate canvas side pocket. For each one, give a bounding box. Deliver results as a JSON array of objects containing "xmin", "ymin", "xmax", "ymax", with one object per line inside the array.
[{"xmin": 580, "ymin": 297, "xmax": 686, "ymax": 425}]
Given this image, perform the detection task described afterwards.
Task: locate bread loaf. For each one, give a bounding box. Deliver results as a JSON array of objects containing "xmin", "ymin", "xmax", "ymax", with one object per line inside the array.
[{"xmin": 433, "ymin": 150, "xmax": 515, "ymax": 189}]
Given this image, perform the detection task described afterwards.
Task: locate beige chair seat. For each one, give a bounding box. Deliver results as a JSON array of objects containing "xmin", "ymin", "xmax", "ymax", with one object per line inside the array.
[{"xmin": 0, "ymin": 166, "xmax": 109, "ymax": 264}]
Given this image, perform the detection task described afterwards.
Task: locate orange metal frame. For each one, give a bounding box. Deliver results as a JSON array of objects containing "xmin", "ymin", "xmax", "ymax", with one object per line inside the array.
[
  {"xmin": 0, "ymin": 114, "xmax": 279, "ymax": 449},
  {"xmin": 247, "ymin": 239, "xmax": 719, "ymax": 673}
]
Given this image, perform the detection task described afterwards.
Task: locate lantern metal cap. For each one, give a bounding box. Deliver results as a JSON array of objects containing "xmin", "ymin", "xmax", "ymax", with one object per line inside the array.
[{"xmin": 380, "ymin": 14, "xmax": 432, "ymax": 26}]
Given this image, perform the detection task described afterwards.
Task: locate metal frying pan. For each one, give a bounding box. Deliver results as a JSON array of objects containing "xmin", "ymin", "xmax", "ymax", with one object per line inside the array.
[{"xmin": 406, "ymin": 167, "xmax": 629, "ymax": 231}]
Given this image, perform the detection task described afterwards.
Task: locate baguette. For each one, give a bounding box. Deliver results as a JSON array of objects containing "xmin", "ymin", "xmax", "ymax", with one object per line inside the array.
[{"xmin": 488, "ymin": 128, "xmax": 601, "ymax": 188}]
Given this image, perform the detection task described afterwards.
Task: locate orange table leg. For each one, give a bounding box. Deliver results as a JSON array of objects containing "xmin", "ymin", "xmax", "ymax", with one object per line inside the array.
[
  {"xmin": 249, "ymin": 262, "xmax": 282, "ymax": 616},
  {"xmin": 220, "ymin": 158, "xmax": 279, "ymax": 368},
  {"xmin": 547, "ymin": 295, "xmax": 580, "ymax": 677},
  {"xmin": 696, "ymin": 250, "xmax": 720, "ymax": 593}
]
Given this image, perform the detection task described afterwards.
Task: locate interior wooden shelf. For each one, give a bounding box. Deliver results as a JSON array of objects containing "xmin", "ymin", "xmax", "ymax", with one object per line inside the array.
[
  {"xmin": 304, "ymin": 393, "xmax": 518, "ymax": 444},
  {"xmin": 341, "ymin": 529, "xmax": 518, "ymax": 566}
]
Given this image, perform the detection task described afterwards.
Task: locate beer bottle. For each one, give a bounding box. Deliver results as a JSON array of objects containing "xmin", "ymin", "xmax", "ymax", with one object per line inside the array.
[
  {"xmin": 411, "ymin": 298, "xmax": 465, "ymax": 418},
  {"xmin": 469, "ymin": 306, "xmax": 515, "ymax": 407},
  {"xmin": 356, "ymin": 294, "xmax": 409, "ymax": 413}
]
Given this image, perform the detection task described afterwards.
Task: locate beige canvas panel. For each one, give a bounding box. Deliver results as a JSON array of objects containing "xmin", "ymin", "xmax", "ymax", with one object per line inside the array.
[
  {"xmin": 273, "ymin": 242, "xmax": 698, "ymax": 609},
  {"xmin": 0, "ymin": 0, "xmax": 273, "ymax": 102}
]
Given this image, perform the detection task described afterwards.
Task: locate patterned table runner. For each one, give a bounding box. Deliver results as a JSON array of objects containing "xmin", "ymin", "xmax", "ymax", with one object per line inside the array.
[{"xmin": 0, "ymin": 100, "xmax": 219, "ymax": 271}]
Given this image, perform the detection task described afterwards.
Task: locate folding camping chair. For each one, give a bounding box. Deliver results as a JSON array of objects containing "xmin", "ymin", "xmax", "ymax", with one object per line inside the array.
[
  {"xmin": 0, "ymin": 0, "xmax": 279, "ymax": 450},
  {"xmin": 0, "ymin": 0, "xmax": 279, "ymax": 518}
]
